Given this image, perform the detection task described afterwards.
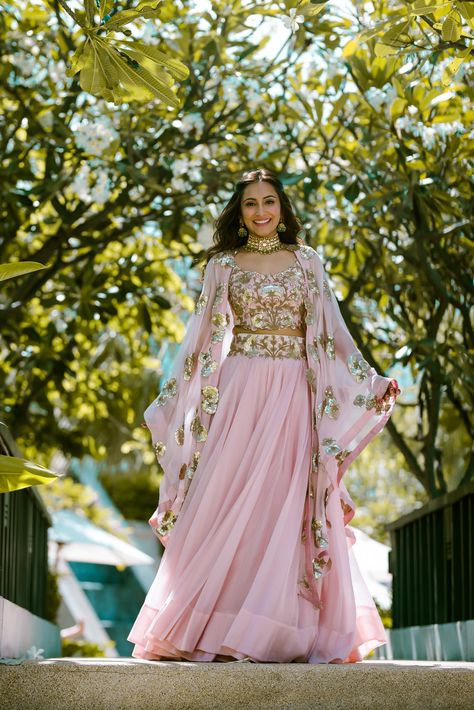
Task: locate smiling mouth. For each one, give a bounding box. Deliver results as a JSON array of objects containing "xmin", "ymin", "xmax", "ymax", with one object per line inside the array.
[{"xmin": 253, "ymin": 219, "xmax": 272, "ymax": 225}]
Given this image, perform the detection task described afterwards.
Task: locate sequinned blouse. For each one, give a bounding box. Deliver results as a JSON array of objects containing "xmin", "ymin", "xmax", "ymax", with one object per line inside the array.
[{"xmin": 228, "ymin": 258, "xmax": 306, "ymax": 332}]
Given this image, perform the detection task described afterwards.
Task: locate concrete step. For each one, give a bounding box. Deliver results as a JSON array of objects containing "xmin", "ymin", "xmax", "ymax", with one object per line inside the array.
[{"xmin": 0, "ymin": 658, "xmax": 473, "ymax": 709}]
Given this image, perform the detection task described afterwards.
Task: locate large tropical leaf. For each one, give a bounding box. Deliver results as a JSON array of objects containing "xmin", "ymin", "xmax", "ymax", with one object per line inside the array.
[
  {"xmin": 0, "ymin": 455, "xmax": 61, "ymax": 494},
  {"xmin": 0, "ymin": 261, "xmax": 46, "ymax": 282}
]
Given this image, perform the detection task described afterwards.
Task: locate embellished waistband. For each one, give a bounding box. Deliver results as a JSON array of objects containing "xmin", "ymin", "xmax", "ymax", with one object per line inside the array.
[{"xmin": 227, "ymin": 332, "xmax": 306, "ymax": 360}]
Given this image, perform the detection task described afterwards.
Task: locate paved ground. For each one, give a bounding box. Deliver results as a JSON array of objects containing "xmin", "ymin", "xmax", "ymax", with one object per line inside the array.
[{"xmin": 1, "ymin": 658, "xmax": 473, "ymax": 709}]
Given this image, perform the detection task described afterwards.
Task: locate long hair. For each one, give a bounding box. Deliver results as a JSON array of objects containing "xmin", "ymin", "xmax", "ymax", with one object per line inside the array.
[{"xmin": 201, "ymin": 169, "xmax": 305, "ymax": 267}]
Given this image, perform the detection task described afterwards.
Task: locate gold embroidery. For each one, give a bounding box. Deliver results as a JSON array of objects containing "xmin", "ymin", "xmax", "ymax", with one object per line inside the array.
[
  {"xmin": 190, "ymin": 410, "xmax": 208, "ymax": 442},
  {"xmin": 211, "ymin": 311, "xmax": 228, "ymax": 343},
  {"xmin": 308, "ymin": 337, "xmax": 320, "ymax": 363},
  {"xmin": 299, "ymin": 245, "xmax": 315, "ymax": 260},
  {"xmin": 194, "ymin": 292, "xmax": 208, "ymax": 314},
  {"xmin": 154, "ymin": 441, "xmax": 166, "ymax": 459},
  {"xmin": 157, "ymin": 510, "xmax": 177, "ymax": 537},
  {"xmin": 175, "ymin": 424, "xmax": 184, "ymax": 446},
  {"xmin": 348, "ymin": 353, "xmax": 371, "ymax": 382},
  {"xmin": 214, "ymin": 252, "xmax": 235, "ymax": 267},
  {"xmin": 311, "ymin": 518, "xmax": 329, "ymax": 549},
  {"xmin": 228, "ymin": 333, "xmax": 306, "ymax": 360},
  {"xmin": 304, "ymin": 297, "xmax": 315, "ymax": 326},
  {"xmin": 322, "ymin": 437, "xmax": 342, "ymax": 456},
  {"xmin": 185, "ymin": 451, "xmax": 201, "ymax": 480},
  {"xmin": 318, "ymin": 334, "xmax": 335, "ymax": 360},
  {"xmin": 322, "ymin": 385, "xmax": 340, "ymax": 420},
  {"xmin": 199, "ymin": 348, "xmax": 218, "ymax": 377},
  {"xmin": 213, "ymin": 282, "xmax": 226, "ymax": 307},
  {"xmin": 201, "ymin": 385, "xmax": 219, "ymax": 414},
  {"xmin": 336, "ymin": 449, "xmax": 351, "ymax": 466},
  {"xmin": 312, "ymin": 556, "xmax": 329, "ymax": 579},
  {"xmin": 306, "ymin": 368, "xmax": 317, "ymax": 392},
  {"xmin": 312, "ymin": 449, "xmax": 320, "ymax": 472},
  {"xmin": 323, "ymin": 279, "xmax": 332, "ymax": 301},
  {"xmin": 229, "ymin": 259, "xmax": 306, "ymax": 334},
  {"xmin": 306, "ymin": 269, "xmax": 320, "ymax": 295},
  {"xmin": 183, "ymin": 353, "xmax": 196, "ymax": 381},
  {"xmin": 153, "ymin": 378, "xmax": 177, "ymax": 407},
  {"xmin": 353, "ymin": 393, "xmax": 390, "ymax": 415}
]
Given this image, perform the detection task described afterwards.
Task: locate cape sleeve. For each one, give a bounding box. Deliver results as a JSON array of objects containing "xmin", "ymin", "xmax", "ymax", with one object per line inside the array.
[
  {"xmin": 311, "ymin": 249, "xmax": 398, "ymax": 496},
  {"xmin": 143, "ymin": 255, "xmax": 229, "ymax": 546},
  {"xmin": 298, "ymin": 246, "xmax": 399, "ymax": 602}
]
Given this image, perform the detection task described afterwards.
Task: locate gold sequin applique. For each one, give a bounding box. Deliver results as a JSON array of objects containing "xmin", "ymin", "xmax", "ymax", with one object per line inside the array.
[
  {"xmin": 201, "ymin": 385, "xmax": 219, "ymax": 414},
  {"xmin": 190, "ymin": 410, "xmax": 208, "ymax": 442},
  {"xmin": 153, "ymin": 378, "xmax": 177, "ymax": 407},
  {"xmin": 347, "ymin": 353, "xmax": 371, "ymax": 382},
  {"xmin": 228, "ymin": 260, "xmax": 306, "ymax": 334}
]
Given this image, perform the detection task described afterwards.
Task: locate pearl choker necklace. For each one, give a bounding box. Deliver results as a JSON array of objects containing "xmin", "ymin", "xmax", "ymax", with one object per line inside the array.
[{"xmin": 241, "ymin": 231, "xmax": 284, "ymax": 254}]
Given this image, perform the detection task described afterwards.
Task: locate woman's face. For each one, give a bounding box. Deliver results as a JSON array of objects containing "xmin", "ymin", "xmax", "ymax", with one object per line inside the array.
[{"xmin": 240, "ymin": 181, "xmax": 281, "ymax": 238}]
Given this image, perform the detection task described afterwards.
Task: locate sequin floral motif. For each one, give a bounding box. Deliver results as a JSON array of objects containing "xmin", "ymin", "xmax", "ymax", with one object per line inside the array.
[
  {"xmin": 321, "ymin": 438, "xmax": 351, "ymax": 465},
  {"xmin": 318, "ymin": 334, "xmax": 335, "ymax": 360},
  {"xmin": 347, "ymin": 353, "xmax": 371, "ymax": 382},
  {"xmin": 322, "ymin": 386, "xmax": 340, "ymax": 420},
  {"xmin": 194, "ymin": 292, "xmax": 208, "ymax": 315},
  {"xmin": 157, "ymin": 510, "xmax": 177, "ymax": 537},
  {"xmin": 154, "ymin": 378, "xmax": 177, "ymax": 407},
  {"xmin": 190, "ymin": 409, "xmax": 208, "ymax": 442},
  {"xmin": 311, "ymin": 518, "xmax": 329, "ymax": 549},
  {"xmin": 228, "ymin": 258, "xmax": 306, "ymax": 333},
  {"xmin": 175, "ymin": 424, "xmax": 184, "ymax": 446},
  {"xmin": 307, "ymin": 337, "xmax": 320, "ymax": 363},
  {"xmin": 201, "ymin": 385, "xmax": 219, "ymax": 414},
  {"xmin": 183, "ymin": 353, "xmax": 196, "ymax": 381},
  {"xmin": 154, "ymin": 441, "xmax": 166, "ymax": 459},
  {"xmin": 185, "ymin": 451, "xmax": 201, "ymax": 480},
  {"xmin": 354, "ymin": 393, "xmax": 391, "ymax": 415},
  {"xmin": 228, "ymin": 333, "xmax": 306, "ymax": 360},
  {"xmin": 199, "ymin": 348, "xmax": 218, "ymax": 377},
  {"xmin": 306, "ymin": 269, "xmax": 320, "ymax": 295},
  {"xmin": 213, "ymin": 282, "xmax": 226, "ymax": 307},
  {"xmin": 323, "ymin": 280, "xmax": 332, "ymax": 301},
  {"xmin": 211, "ymin": 311, "xmax": 228, "ymax": 343}
]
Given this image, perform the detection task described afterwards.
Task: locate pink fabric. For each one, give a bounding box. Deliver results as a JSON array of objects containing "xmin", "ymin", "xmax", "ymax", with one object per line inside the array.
[{"xmin": 127, "ymin": 244, "xmax": 398, "ymax": 663}]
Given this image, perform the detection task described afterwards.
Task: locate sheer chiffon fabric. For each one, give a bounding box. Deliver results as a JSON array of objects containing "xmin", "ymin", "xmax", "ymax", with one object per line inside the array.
[{"xmin": 128, "ymin": 245, "xmax": 396, "ymax": 663}]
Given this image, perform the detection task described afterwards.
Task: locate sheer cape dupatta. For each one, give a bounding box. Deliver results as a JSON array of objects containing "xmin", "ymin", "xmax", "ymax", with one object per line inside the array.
[
  {"xmin": 143, "ymin": 253, "xmax": 232, "ymax": 546},
  {"xmin": 293, "ymin": 245, "xmax": 398, "ymax": 659},
  {"xmin": 144, "ymin": 245, "xmax": 398, "ymax": 621}
]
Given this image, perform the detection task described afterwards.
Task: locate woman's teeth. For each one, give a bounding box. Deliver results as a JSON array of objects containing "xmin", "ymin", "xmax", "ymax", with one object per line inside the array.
[{"xmin": 254, "ymin": 219, "xmax": 271, "ymax": 224}]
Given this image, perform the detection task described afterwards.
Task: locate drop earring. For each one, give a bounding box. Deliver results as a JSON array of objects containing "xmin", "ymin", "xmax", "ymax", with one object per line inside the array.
[
  {"xmin": 276, "ymin": 220, "xmax": 286, "ymax": 233},
  {"xmin": 238, "ymin": 220, "xmax": 248, "ymax": 239}
]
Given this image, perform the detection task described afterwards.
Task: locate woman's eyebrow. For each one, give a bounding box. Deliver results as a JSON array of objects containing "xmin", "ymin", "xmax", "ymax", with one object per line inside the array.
[{"xmin": 243, "ymin": 195, "xmax": 276, "ymax": 201}]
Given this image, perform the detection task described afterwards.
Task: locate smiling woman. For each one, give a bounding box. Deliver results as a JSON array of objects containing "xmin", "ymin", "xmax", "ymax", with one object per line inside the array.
[{"xmin": 128, "ymin": 168, "xmax": 400, "ymax": 664}]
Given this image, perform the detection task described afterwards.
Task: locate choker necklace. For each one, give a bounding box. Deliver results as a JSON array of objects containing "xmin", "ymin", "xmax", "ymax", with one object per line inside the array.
[{"xmin": 241, "ymin": 231, "xmax": 284, "ymax": 254}]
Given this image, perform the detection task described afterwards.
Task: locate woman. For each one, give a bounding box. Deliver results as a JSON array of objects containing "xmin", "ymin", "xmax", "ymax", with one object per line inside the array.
[{"xmin": 128, "ymin": 168, "xmax": 400, "ymax": 664}]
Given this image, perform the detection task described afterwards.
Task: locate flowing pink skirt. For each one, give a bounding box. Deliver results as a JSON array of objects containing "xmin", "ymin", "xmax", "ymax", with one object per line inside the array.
[{"xmin": 128, "ymin": 351, "xmax": 386, "ymax": 662}]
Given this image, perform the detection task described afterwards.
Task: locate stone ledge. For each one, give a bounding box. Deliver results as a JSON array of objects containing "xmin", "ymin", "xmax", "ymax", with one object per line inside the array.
[{"xmin": 0, "ymin": 658, "xmax": 473, "ymax": 710}]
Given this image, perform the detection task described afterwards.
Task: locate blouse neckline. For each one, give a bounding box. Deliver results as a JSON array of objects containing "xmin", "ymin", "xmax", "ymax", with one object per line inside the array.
[{"xmin": 231, "ymin": 249, "xmax": 300, "ymax": 278}]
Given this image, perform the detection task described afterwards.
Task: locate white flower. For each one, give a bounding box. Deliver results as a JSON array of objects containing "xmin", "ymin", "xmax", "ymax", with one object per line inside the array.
[
  {"xmin": 72, "ymin": 118, "xmax": 118, "ymax": 157},
  {"xmin": 281, "ymin": 8, "xmax": 304, "ymax": 33},
  {"xmin": 26, "ymin": 646, "xmax": 45, "ymax": 660}
]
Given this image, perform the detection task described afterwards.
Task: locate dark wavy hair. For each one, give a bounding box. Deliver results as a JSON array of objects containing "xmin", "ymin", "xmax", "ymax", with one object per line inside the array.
[{"xmin": 202, "ymin": 169, "xmax": 305, "ymax": 266}]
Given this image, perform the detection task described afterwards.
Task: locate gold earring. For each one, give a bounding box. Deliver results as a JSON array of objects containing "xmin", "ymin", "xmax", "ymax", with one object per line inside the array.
[
  {"xmin": 238, "ymin": 221, "xmax": 248, "ymax": 239},
  {"xmin": 277, "ymin": 220, "xmax": 286, "ymax": 233}
]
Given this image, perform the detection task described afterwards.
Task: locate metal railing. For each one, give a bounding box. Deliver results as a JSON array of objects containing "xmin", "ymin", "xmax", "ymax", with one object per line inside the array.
[
  {"xmin": 387, "ymin": 481, "xmax": 474, "ymax": 628},
  {"xmin": 0, "ymin": 423, "xmax": 51, "ymax": 618}
]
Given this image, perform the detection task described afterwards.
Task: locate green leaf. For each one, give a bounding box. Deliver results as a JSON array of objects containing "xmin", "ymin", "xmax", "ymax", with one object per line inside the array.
[
  {"xmin": 409, "ymin": 2, "xmax": 451, "ymax": 15},
  {"xmin": 0, "ymin": 261, "xmax": 47, "ymax": 282},
  {"xmin": 0, "ymin": 455, "xmax": 60, "ymax": 494},
  {"xmin": 119, "ymin": 40, "xmax": 189, "ymax": 81},
  {"xmin": 441, "ymin": 13, "xmax": 462, "ymax": 42}
]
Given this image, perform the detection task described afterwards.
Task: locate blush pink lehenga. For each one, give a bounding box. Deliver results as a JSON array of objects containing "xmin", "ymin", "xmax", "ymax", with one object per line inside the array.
[{"xmin": 127, "ymin": 245, "xmax": 398, "ymax": 663}]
